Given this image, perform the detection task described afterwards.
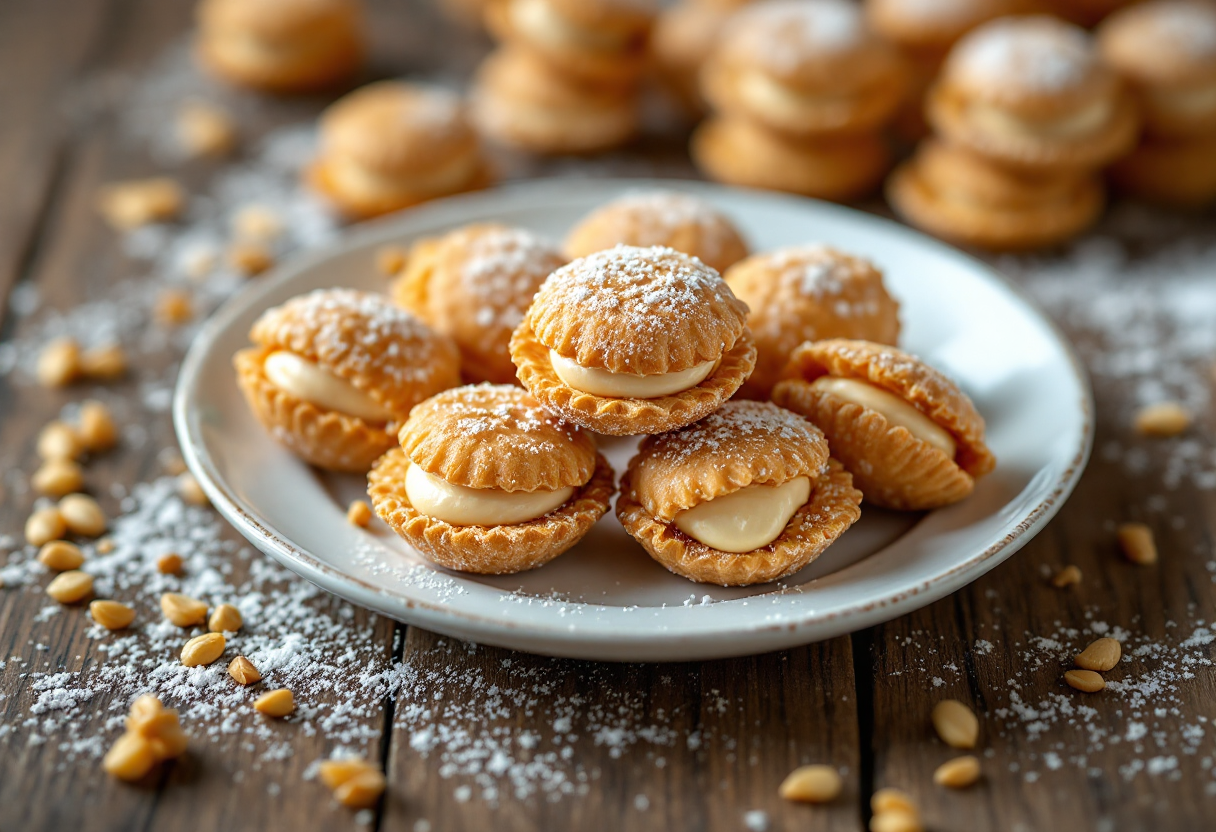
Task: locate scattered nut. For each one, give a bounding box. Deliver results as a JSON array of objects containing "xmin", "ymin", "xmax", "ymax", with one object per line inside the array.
[
  {"xmin": 1050, "ymin": 564, "xmax": 1082, "ymax": 588},
  {"xmin": 102, "ymin": 731, "xmax": 158, "ymax": 782},
  {"xmin": 870, "ymin": 811, "xmax": 924, "ymax": 832},
  {"xmin": 227, "ymin": 241, "xmax": 273, "ymax": 276},
  {"xmin": 931, "ymin": 699, "xmax": 979, "ymax": 750},
  {"xmin": 96, "ymin": 537, "xmax": 116, "ymax": 554},
  {"xmin": 778, "ymin": 764, "xmax": 842, "ymax": 803},
  {"xmin": 46, "ymin": 570, "xmax": 94, "ymax": 604},
  {"xmin": 160, "ymin": 592, "xmax": 208, "ymax": 627},
  {"xmin": 38, "ymin": 540, "xmax": 85, "ymax": 571},
  {"xmin": 176, "ymin": 99, "xmax": 237, "ymax": 158},
  {"xmin": 156, "ymin": 553, "xmax": 183, "ymax": 574},
  {"xmin": 347, "ymin": 500, "xmax": 372, "ymax": 528},
  {"xmin": 1134, "ymin": 401, "xmax": 1191, "ymax": 437},
  {"xmin": 59, "ymin": 493, "xmax": 107, "ymax": 537},
  {"xmin": 232, "ymin": 204, "xmax": 282, "ymax": 241},
  {"xmin": 871, "ymin": 787, "xmax": 918, "ymax": 817},
  {"xmin": 155, "ymin": 288, "xmax": 194, "ymax": 326},
  {"xmin": 319, "ymin": 758, "xmax": 380, "ymax": 790},
  {"xmin": 208, "ymin": 603, "xmax": 243, "ymax": 633},
  {"xmin": 25, "ymin": 506, "xmax": 67, "ymax": 546},
  {"xmin": 933, "ymin": 755, "xmax": 981, "ymax": 789},
  {"xmin": 319, "ymin": 759, "xmax": 385, "ymax": 809},
  {"xmin": 125, "ymin": 695, "xmax": 190, "ymax": 761},
  {"xmin": 31, "ymin": 458, "xmax": 85, "ymax": 497},
  {"xmin": 38, "ymin": 421, "xmax": 83, "ymax": 461},
  {"xmin": 375, "ymin": 245, "xmax": 407, "ymax": 276},
  {"xmin": 177, "ymin": 472, "xmax": 209, "ymax": 506},
  {"xmin": 98, "ymin": 178, "xmax": 184, "ymax": 231},
  {"xmin": 77, "ymin": 400, "xmax": 118, "ymax": 452},
  {"xmin": 181, "ymin": 632, "xmax": 226, "ymax": 667},
  {"xmin": 79, "ymin": 343, "xmax": 127, "ymax": 381},
  {"xmin": 90, "ymin": 599, "xmax": 136, "ymax": 630},
  {"xmin": 36, "ymin": 337, "xmax": 81, "ymax": 387},
  {"xmin": 1064, "ymin": 669, "xmax": 1106, "ymax": 693},
  {"xmin": 254, "ymin": 688, "xmax": 295, "ymax": 718},
  {"xmin": 228, "ymin": 655, "xmax": 262, "ymax": 685},
  {"xmin": 1076, "ymin": 637, "xmax": 1121, "ymax": 672},
  {"xmin": 1117, "ymin": 522, "xmax": 1157, "ymax": 565}
]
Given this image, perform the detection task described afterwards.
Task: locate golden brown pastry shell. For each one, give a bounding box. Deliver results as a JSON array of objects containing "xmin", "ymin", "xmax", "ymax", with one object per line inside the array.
[
  {"xmin": 616, "ymin": 458, "xmax": 862, "ymax": 586},
  {"xmin": 398, "ymin": 384, "xmax": 597, "ymax": 492},
  {"xmin": 368, "ymin": 447, "xmax": 615, "ymax": 574},
  {"xmin": 1108, "ymin": 134, "xmax": 1216, "ymax": 208},
  {"xmin": 235, "ymin": 347, "xmax": 395, "ymax": 472},
  {"xmin": 305, "ymin": 156, "xmax": 492, "ymax": 220},
  {"xmin": 195, "ymin": 33, "xmax": 361, "ymax": 94},
  {"xmin": 510, "ymin": 318, "xmax": 757, "ymax": 436}
]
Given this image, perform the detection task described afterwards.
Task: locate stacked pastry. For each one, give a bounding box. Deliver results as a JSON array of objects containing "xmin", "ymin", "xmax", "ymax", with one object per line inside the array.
[
  {"xmin": 470, "ymin": 0, "xmax": 658, "ymax": 154},
  {"xmin": 888, "ymin": 15, "xmax": 1140, "ymax": 250},
  {"xmin": 1099, "ymin": 0, "xmax": 1216, "ymax": 207},
  {"xmin": 691, "ymin": 0, "xmax": 907, "ymax": 202},
  {"xmin": 651, "ymin": 0, "xmax": 754, "ymax": 116},
  {"xmin": 865, "ymin": 0, "xmax": 1025, "ymax": 139}
]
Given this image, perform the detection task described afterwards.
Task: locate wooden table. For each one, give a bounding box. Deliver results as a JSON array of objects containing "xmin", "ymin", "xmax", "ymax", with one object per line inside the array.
[{"xmin": 2, "ymin": 1, "xmax": 1213, "ymax": 830}]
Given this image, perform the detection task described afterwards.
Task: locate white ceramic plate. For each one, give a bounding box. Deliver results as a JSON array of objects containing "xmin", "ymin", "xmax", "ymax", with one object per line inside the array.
[{"xmin": 174, "ymin": 179, "xmax": 1092, "ymax": 661}]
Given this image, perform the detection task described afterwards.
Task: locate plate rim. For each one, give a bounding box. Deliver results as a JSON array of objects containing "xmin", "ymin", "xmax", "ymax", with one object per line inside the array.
[{"xmin": 173, "ymin": 177, "xmax": 1094, "ymax": 660}]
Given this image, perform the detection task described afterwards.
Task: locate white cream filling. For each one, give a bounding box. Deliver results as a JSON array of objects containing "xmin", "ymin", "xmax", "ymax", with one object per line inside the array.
[
  {"xmin": 510, "ymin": 0, "xmax": 630, "ymax": 50},
  {"xmin": 968, "ymin": 99, "xmax": 1112, "ymax": 141},
  {"xmin": 549, "ymin": 350, "xmax": 717, "ymax": 399},
  {"xmin": 404, "ymin": 462, "xmax": 574, "ymax": 526},
  {"xmin": 811, "ymin": 376, "xmax": 957, "ymax": 457},
  {"xmin": 738, "ymin": 71, "xmax": 855, "ymax": 122},
  {"xmin": 325, "ymin": 152, "xmax": 478, "ymax": 200},
  {"xmin": 263, "ymin": 350, "xmax": 395, "ymax": 422},
  {"xmin": 674, "ymin": 476, "xmax": 811, "ymax": 554},
  {"xmin": 1147, "ymin": 82, "xmax": 1216, "ymax": 119}
]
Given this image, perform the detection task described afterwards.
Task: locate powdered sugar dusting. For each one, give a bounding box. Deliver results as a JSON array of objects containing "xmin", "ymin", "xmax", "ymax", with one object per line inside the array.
[
  {"xmin": 574, "ymin": 191, "xmax": 741, "ymax": 265},
  {"xmin": 728, "ymin": 0, "xmax": 867, "ymax": 72},
  {"xmin": 950, "ymin": 16, "xmax": 1096, "ymax": 93}
]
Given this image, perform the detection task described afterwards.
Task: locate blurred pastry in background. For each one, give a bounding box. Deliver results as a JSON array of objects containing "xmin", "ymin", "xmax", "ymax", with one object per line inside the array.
[
  {"xmin": 701, "ymin": 0, "xmax": 906, "ymax": 139},
  {"xmin": 887, "ymin": 139, "xmax": 1105, "ymax": 250},
  {"xmin": 651, "ymin": 0, "xmax": 753, "ymax": 115},
  {"xmin": 865, "ymin": 0, "xmax": 1025, "ymax": 139},
  {"xmin": 724, "ymin": 246, "xmax": 901, "ymax": 399},
  {"xmin": 307, "ymin": 81, "xmax": 490, "ymax": 219},
  {"xmin": 1053, "ymin": 0, "xmax": 1139, "ymax": 28},
  {"xmin": 691, "ymin": 115, "xmax": 892, "ymax": 201},
  {"xmin": 485, "ymin": 0, "xmax": 657, "ymax": 86},
  {"xmin": 470, "ymin": 47, "xmax": 639, "ymax": 154},
  {"xmin": 234, "ymin": 289, "xmax": 461, "ymax": 472},
  {"xmin": 1099, "ymin": 0, "xmax": 1216, "ymax": 207},
  {"xmin": 563, "ymin": 191, "xmax": 748, "ymax": 273},
  {"xmin": 195, "ymin": 0, "xmax": 363, "ymax": 93},
  {"xmin": 436, "ymin": 0, "xmax": 493, "ymax": 28},
  {"xmin": 773, "ymin": 338, "xmax": 995, "ymax": 511},
  {"xmin": 392, "ymin": 224, "xmax": 567, "ymax": 385},
  {"xmin": 927, "ymin": 15, "xmax": 1139, "ymax": 174}
]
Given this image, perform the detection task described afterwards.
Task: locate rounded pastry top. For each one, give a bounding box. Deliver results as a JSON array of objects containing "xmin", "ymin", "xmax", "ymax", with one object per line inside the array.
[
  {"xmin": 474, "ymin": 47, "xmax": 634, "ymax": 108},
  {"xmin": 398, "ymin": 384, "xmax": 597, "ymax": 491},
  {"xmin": 942, "ymin": 16, "xmax": 1115, "ymax": 117},
  {"xmin": 526, "ymin": 245, "xmax": 750, "ymax": 376},
  {"xmin": 198, "ymin": 0, "xmax": 360, "ymax": 39},
  {"xmin": 1099, "ymin": 0, "xmax": 1216, "ymax": 87},
  {"xmin": 865, "ymin": 0, "xmax": 1023, "ymax": 52},
  {"xmin": 715, "ymin": 0, "xmax": 900, "ymax": 89},
  {"xmin": 563, "ymin": 191, "xmax": 748, "ymax": 274},
  {"xmin": 394, "ymin": 223, "xmax": 567, "ymax": 382},
  {"xmin": 318, "ymin": 81, "xmax": 477, "ymax": 176},
  {"xmin": 249, "ymin": 288, "xmax": 460, "ymax": 416},
  {"xmin": 527, "ymin": 0, "xmax": 658, "ymax": 35},
  {"xmin": 624, "ymin": 400, "xmax": 829, "ymax": 522},
  {"xmin": 781, "ymin": 338, "xmax": 995, "ymax": 476}
]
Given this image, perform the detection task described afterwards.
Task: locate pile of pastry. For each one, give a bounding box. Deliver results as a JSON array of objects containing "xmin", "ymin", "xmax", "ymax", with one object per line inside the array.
[{"xmin": 234, "ymin": 191, "xmax": 995, "ymax": 586}]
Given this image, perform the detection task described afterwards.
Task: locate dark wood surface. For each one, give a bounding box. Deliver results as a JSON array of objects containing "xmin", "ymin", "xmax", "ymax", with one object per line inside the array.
[{"xmin": 1, "ymin": 1, "xmax": 1213, "ymax": 831}]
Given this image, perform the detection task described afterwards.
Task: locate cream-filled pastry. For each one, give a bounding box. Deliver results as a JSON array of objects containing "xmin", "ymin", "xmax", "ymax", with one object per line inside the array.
[
  {"xmin": 510, "ymin": 245, "xmax": 756, "ymax": 435},
  {"xmin": 927, "ymin": 15, "xmax": 1140, "ymax": 172},
  {"xmin": 723, "ymin": 245, "xmax": 901, "ymax": 399},
  {"xmin": 773, "ymin": 339, "xmax": 996, "ymax": 510},
  {"xmin": 485, "ymin": 0, "xmax": 657, "ymax": 86},
  {"xmin": 234, "ymin": 289, "xmax": 460, "ymax": 472},
  {"xmin": 563, "ymin": 191, "xmax": 749, "ymax": 274},
  {"xmin": 1099, "ymin": 0, "xmax": 1216, "ymax": 139},
  {"xmin": 700, "ymin": 0, "xmax": 906, "ymax": 138},
  {"xmin": 307, "ymin": 81, "xmax": 490, "ymax": 219},
  {"xmin": 616, "ymin": 401, "xmax": 862, "ymax": 585},
  {"xmin": 195, "ymin": 0, "xmax": 363, "ymax": 93},
  {"xmin": 391, "ymin": 223, "xmax": 567, "ymax": 385},
  {"xmin": 367, "ymin": 385, "xmax": 614, "ymax": 574}
]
